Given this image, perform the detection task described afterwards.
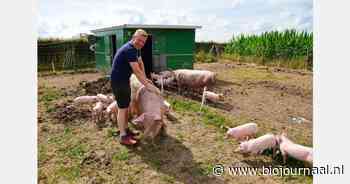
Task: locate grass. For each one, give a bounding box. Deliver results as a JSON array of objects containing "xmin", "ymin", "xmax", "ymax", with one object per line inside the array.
[
  {"xmin": 38, "ymin": 68, "xmax": 98, "ymax": 77},
  {"xmin": 56, "ymin": 164, "xmax": 81, "ymax": 182},
  {"xmin": 225, "ymin": 67, "xmax": 289, "ymax": 82},
  {"xmin": 221, "ymin": 53, "xmax": 310, "ymax": 70},
  {"xmin": 38, "ymin": 65, "xmax": 312, "ymax": 183},
  {"xmin": 113, "ymin": 147, "xmax": 130, "ymax": 161},
  {"xmin": 167, "ymin": 96, "xmax": 249, "ymax": 133},
  {"xmin": 38, "ymin": 85, "xmax": 64, "ymax": 111},
  {"xmin": 195, "ymin": 50, "xmax": 218, "ymax": 63}
]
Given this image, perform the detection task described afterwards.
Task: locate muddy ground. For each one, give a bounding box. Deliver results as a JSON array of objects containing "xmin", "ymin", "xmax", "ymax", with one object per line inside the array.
[{"xmin": 38, "ymin": 60, "xmax": 313, "ymax": 184}]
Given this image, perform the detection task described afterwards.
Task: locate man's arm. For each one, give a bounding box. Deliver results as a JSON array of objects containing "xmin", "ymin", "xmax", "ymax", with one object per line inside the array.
[
  {"xmin": 130, "ymin": 62, "xmax": 160, "ymax": 95},
  {"xmin": 130, "ymin": 61, "xmax": 149, "ymax": 86},
  {"xmin": 137, "ymin": 57, "xmax": 146, "ymax": 76}
]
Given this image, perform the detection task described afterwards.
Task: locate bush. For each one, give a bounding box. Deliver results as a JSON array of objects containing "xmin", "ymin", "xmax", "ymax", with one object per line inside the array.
[{"xmin": 195, "ymin": 50, "xmax": 217, "ymax": 63}]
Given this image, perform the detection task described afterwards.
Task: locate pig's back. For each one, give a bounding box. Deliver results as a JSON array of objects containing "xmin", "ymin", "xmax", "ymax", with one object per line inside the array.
[{"xmin": 137, "ymin": 86, "xmax": 163, "ymax": 116}]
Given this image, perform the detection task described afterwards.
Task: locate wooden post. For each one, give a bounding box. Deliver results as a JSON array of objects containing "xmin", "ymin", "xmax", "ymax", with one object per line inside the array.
[{"xmin": 51, "ymin": 60, "xmax": 56, "ymax": 73}]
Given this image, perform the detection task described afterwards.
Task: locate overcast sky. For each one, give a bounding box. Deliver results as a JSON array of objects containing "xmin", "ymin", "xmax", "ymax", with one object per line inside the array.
[{"xmin": 38, "ymin": 0, "xmax": 313, "ymax": 42}]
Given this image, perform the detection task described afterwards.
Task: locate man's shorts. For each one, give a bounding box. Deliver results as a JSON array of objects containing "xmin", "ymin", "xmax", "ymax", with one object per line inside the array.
[{"xmin": 111, "ymin": 81, "xmax": 131, "ymax": 109}]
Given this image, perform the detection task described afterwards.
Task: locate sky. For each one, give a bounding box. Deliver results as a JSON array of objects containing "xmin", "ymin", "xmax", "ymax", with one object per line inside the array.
[{"xmin": 38, "ymin": 0, "xmax": 313, "ymax": 42}]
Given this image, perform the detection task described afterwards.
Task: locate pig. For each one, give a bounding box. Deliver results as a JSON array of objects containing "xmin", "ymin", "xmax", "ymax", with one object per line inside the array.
[
  {"xmin": 204, "ymin": 91, "xmax": 223, "ymax": 102},
  {"xmin": 173, "ymin": 69, "xmax": 216, "ymax": 92},
  {"xmin": 162, "ymin": 100, "xmax": 171, "ymax": 113},
  {"xmin": 226, "ymin": 122, "xmax": 258, "ymax": 141},
  {"xmin": 277, "ymin": 132, "xmax": 313, "ymax": 165},
  {"xmin": 159, "ymin": 70, "xmax": 175, "ymax": 78},
  {"xmin": 92, "ymin": 101, "xmax": 105, "ymax": 123},
  {"xmin": 73, "ymin": 96, "xmax": 98, "ymax": 105},
  {"xmin": 202, "ymin": 87, "xmax": 223, "ymax": 103},
  {"xmin": 97, "ymin": 94, "xmax": 113, "ymax": 104},
  {"xmin": 132, "ymin": 86, "xmax": 167, "ymax": 142},
  {"xmin": 130, "ymin": 74, "xmax": 143, "ymax": 117},
  {"xmin": 151, "ymin": 71, "xmax": 176, "ymax": 88},
  {"xmin": 130, "ymin": 74, "xmax": 143, "ymax": 101},
  {"xmin": 106, "ymin": 101, "xmax": 118, "ymax": 122},
  {"xmin": 235, "ymin": 133, "xmax": 278, "ymax": 157},
  {"xmin": 150, "ymin": 72, "xmax": 161, "ymax": 81}
]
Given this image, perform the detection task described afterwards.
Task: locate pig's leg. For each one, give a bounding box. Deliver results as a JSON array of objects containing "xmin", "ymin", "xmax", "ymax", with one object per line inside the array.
[
  {"xmin": 272, "ymin": 147, "xmax": 276, "ymax": 158},
  {"xmin": 160, "ymin": 122, "xmax": 167, "ymax": 137},
  {"xmin": 92, "ymin": 112, "xmax": 97, "ymax": 124},
  {"xmin": 281, "ymin": 149, "xmax": 287, "ymax": 164}
]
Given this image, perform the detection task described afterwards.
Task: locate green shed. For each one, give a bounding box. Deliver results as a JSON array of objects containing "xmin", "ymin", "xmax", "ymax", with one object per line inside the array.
[{"xmin": 90, "ymin": 24, "xmax": 201, "ymax": 77}]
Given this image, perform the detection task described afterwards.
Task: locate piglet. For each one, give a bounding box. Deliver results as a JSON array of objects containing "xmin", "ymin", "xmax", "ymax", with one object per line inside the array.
[
  {"xmin": 235, "ymin": 133, "xmax": 278, "ymax": 157},
  {"xmin": 106, "ymin": 101, "xmax": 118, "ymax": 122},
  {"xmin": 73, "ymin": 96, "xmax": 98, "ymax": 105},
  {"xmin": 226, "ymin": 122, "xmax": 258, "ymax": 141},
  {"xmin": 204, "ymin": 91, "xmax": 223, "ymax": 102},
  {"xmin": 97, "ymin": 94, "xmax": 111, "ymax": 104},
  {"xmin": 277, "ymin": 133, "xmax": 313, "ymax": 165},
  {"xmin": 92, "ymin": 101, "xmax": 105, "ymax": 123}
]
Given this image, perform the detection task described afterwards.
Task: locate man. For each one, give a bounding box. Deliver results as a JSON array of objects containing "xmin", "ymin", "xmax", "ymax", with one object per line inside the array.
[{"xmin": 110, "ymin": 29, "xmax": 160, "ymax": 145}]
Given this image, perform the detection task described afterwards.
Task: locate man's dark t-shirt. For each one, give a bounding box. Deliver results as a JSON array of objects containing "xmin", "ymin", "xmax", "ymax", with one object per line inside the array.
[{"xmin": 110, "ymin": 41, "xmax": 138, "ymax": 83}]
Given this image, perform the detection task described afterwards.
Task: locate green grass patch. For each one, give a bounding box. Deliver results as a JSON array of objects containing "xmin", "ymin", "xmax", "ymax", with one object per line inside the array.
[
  {"xmin": 113, "ymin": 147, "xmax": 130, "ymax": 161},
  {"xmin": 221, "ymin": 53, "xmax": 311, "ymax": 71},
  {"xmin": 195, "ymin": 50, "xmax": 218, "ymax": 63},
  {"xmin": 65, "ymin": 144, "xmax": 87, "ymax": 160},
  {"xmin": 56, "ymin": 164, "xmax": 81, "ymax": 182},
  {"xmin": 160, "ymin": 175, "xmax": 176, "ymax": 183},
  {"xmin": 167, "ymin": 96, "xmax": 248, "ymax": 133},
  {"xmin": 39, "ymin": 86, "xmax": 63, "ymax": 103},
  {"xmin": 38, "ymin": 145, "xmax": 49, "ymax": 164},
  {"xmin": 38, "ymin": 85, "xmax": 64, "ymax": 112}
]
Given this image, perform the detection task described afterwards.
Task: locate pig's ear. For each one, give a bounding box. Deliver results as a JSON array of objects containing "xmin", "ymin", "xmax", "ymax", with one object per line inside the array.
[{"xmin": 132, "ymin": 113, "xmax": 146, "ymax": 125}]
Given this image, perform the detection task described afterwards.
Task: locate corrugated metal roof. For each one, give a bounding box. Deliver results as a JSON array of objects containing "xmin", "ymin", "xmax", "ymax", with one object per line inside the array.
[{"xmin": 91, "ymin": 24, "xmax": 202, "ymax": 33}]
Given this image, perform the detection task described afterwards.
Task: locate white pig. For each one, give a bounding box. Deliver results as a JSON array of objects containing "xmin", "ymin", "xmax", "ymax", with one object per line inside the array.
[
  {"xmin": 173, "ymin": 69, "xmax": 216, "ymax": 91},
  {"xmin": 132, "ymin": 86, "xmax": 166, "ymax": 141},
  {"xmin": 92, "ymin": 101, "xmax": 105, "ymax": 123},
  {"xmin": 277, "ymin": 133, "xmax": 313, "ymax": 165},
  {"xmin": 106, "ymin": 101, "xmax": 118, "ymax": 122},
  {"xmin": 73, "ymin": 96, "xmax": 98, "ymax": 105},
  {"xmin": 97, "ymin": 94, "xmax": 111, "ymax": 103},
  {"xmin": 226, "ymin": 122, "xmax": 258, "ymax": 141},
  {"xmin": 204, "ymin": 91, "xmax": 223, "ymax": 102},
  {"xmin": 235, "ymin": 133, "xmax": 278, "ymax": 157}
]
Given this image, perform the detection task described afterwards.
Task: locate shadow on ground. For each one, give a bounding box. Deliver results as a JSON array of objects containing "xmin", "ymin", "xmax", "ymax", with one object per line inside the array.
[{"xmin": 131, "ymin": 134, "xmax": 227, "ymax": 184}]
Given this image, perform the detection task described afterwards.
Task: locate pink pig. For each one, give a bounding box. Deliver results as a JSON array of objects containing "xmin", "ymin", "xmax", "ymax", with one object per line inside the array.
[
  {"xmin": 204, "ymin": 91, "xmax": 223, "ymax": 102},
  {"xmin": 235, "ymin": 133, "xmax": 278, "ymax": 157},
  {"xmin": 96, "ymin": 94, "xmax": 112, "ymax": 104},
  {"xmin": 277, "ymin": 133, "xmax": 313, "ymax": 165},
  {"xmin": 132, "ymin": 86, "xmax": 166, "ymax": 141},
  {"xmin": 106, "ymin": 101, "xmax": 118, "ymax": 122},
  {"xmin": 73, "ymin": 96, "xmax": 98, "ymax": 104},
  {"xmin": 92, "ymin": 101, "xmax": 105, "ymax": 123},
  {"xmin": 226, "ymin": 122, "xmax": 258, "ymax": 141},
  {"xmin": 173, "ymin": 69, "xmax": 216, "ymax": 92}
]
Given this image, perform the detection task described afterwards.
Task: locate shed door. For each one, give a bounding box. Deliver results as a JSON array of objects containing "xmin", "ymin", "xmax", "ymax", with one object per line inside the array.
[
  {"xmin": 141, "ymin": 35, "xmax": 153, "ymax": 79},
  {"xmin": 110, "ymin": 34, "xmax": 117, "ymax": 66}
]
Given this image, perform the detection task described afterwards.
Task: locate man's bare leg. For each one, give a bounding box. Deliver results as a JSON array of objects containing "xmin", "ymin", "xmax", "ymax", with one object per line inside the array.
[{"xmin": 117, "ymin": 107, "xmax": 136, "ymax": 144}]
